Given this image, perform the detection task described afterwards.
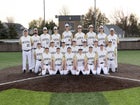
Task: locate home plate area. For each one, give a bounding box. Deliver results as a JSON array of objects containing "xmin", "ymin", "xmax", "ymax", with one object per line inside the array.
[{"xmin": 0, "ymin": 63, "xmax": 140, "ymax": 92}]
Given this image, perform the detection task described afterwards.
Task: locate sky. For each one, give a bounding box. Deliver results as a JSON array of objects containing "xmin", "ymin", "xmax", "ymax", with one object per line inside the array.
[{"xmin": 0, "ymin": 0, "xmax": 140, "ymax": 28}]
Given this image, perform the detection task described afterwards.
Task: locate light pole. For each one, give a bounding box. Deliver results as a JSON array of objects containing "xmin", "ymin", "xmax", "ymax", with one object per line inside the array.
[
  {"xmin": 43, "ymin": 0, "xmax": 46, "ymax": 26},
  {"xmin": 94, "ymin": 0, "xmax": 96, "ymax": 32}
]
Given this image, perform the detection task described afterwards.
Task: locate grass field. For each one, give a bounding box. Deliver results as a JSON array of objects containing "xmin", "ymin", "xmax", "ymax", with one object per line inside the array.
[{"xmin": 0, "ymin": 50, "xmax": 140, "ymax": 105}]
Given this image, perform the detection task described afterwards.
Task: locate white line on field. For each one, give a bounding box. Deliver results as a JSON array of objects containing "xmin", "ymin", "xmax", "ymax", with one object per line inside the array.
[
  {"xmin": 100, "ymin": 74, "xmax": 140, "ymax": 82},
  {"xmin": 0, "ymin": 75, "xmax": 49, "ymax": 86}
]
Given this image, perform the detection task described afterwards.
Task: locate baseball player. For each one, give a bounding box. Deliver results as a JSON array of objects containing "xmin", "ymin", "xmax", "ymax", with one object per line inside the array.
[
  {"xmin": 51, "ymin": 26, "xmax": 61, "ymax": 47},
  {"xmin": 40, "ymin": 27, "xmax": 51, "ymax": 48},
  {"xmin": 106, "ymin": 28, "xmax": 119, "ymax": 68},
  {"xmin": 71, "ymin": 38, "xmax": 79, "ymax": 55},
  {"xmin": 62, "ymin": 23, "xmax": 73, "ymax": 46},
  {"xmin": 85, "ymin": 25, "xmax": 96, "ymax": 46},
  {"xmin": 97, "ymin": 26, "xmax": 107, "ymax": 46},
  {"xmin": 74, "ymin": 47, "xmax": 87, "ymax": 75},
  {"xmin": 31, "ymin": 28, "xmax": 40, "ymax": 71},
  {"xmin": 19, "ymin": 29, "xmax": 33, "ymax": 73},
  {"xmin": 93, "ymin": 39, "xmax": 99, "ymax": 54},
  {"xmin": 74, "ymin": 25, "xmax": 86, "ymax": 46},
  {"xmin": 86, "ymin": 46, "xmax": 97, "ymax": 75},
  {"xmin": 60, "ymin": 39, "xmax": 67, "ymax": 55},
  {"xmin": 97, "ymin": 44, "xmax": 109, "ymax": 75},
  {"xmin": 64, "ymin": 46, "xmax": 75, "ymax": 75},
  {"xmin": 82, "ymin": 39, "xmax": 89, "ymax": 54},
  {"xmin": 106, "ymin": 40, "xmax": 116, "ymax": 72},
  {"xmin": 49, "ymin": 40, "xmax": 56, "ymax": 56},
  {"xmin": 34, "ymin": 42, "xmax": 44, "ymax": 74},
  {"xmin": 53, "ymin": 47, "xmax": 65, "ymax": 75},
  {"xmin": 41, "ymin": 46, "xmax": 52, "ymax": 75}
]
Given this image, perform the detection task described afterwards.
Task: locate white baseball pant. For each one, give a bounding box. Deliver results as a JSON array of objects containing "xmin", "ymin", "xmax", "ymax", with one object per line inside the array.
[
  {"xmin": 42, "ymin": 64, "xmax": 50, "ymax": 76},
  {"xmin": 108, "ymin": 59, "xmax": 115, "ymax": 72},
  {"xmin": 34, "ymin": 60, "xmax": 41, "ymax": 74},
  {"xmin": 31, "ymin": 49, "xmax": 36, "ymax": 70},
  {"xmin": 88, "ymin": 64, "xmax": 96, "ymax": 75},
  {"xmin": 97, "ymin": 63, "xmax": 108, "ymax": 75},
  {"xmin": 22, "ymin": 50, "xmax": 32, "ymax": 71}
]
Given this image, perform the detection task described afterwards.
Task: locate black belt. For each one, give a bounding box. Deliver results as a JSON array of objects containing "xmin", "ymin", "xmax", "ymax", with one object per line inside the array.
[
  {"xmin": 67, "ymin": 64, "xmax": 72, "ymax": 66},
  {"xmin": 88, "ymin": 64, "xmax": 93, "ymax": 65},
  {"xmin": 100, "ymin": 62, "xmax": 104, "ymax": 64},
  {"xmin": 46, "ymin": 64, "xmax": 49, "ymax": 66},
  {"xmin": 33, "ymin": 48, "xmax": 36, "ymax": 50},
  {"xmin": 37, "ymin": 59, "xmax": 41, "ymax": 61},
  {"xmin": 108, "ymin": 59, "xmax": 114, "ymax": 61},
  {"xmin": 24, "ymin": 50, "xmax": 30, "ymax": 52},
  {"xmin": 55, "ymin": 64, "xmax": 61, "ymax": 66}
]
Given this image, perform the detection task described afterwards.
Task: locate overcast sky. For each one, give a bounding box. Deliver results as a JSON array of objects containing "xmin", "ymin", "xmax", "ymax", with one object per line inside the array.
[{"xmin": 0, "ymin": 0, "xmax": 140, "ymax": 28}]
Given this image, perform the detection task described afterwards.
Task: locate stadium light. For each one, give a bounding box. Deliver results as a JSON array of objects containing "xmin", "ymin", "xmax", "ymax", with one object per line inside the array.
[
  {"xmin": 43, "ymin": 0, "xmax": 46, "ymax": 26},
  {"xmin": 94, "ymin": 0, "xmax": 96, "ymax": 32}
]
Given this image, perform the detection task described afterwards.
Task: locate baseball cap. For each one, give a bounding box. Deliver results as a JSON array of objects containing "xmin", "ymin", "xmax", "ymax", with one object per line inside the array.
[
  {"xmin": 65, "ymin": 23, "xmax": 69, "ymax": 27},
  {"xmin": 88, "ymin": 24, "xmax": 94, "ymax": 28},
  {"xmin": 23, "ymin": 28, "xmax": 28, "ymax": 32},
  {"xmin": 100, "ymin": 43, "xmax": 104, "ymax": 46},
  {"xmin": 110, "ymin": 28, "xmax": 114, "ymax": 31},
  {"xmin": 108, "ymin": 39, "xmax": 112, "ymax": 43},
  {"xmin": 82, "ymin": 39, "xmax": 87, "ymax": 43},
  {"xmin": 78, "ymin": 47, "xmax": 83, "ymax": 50},
  {"xmin": 89, "ymin": 45, "xmax": 93, "ymax": 48},
  {"xmin": 99, "ymin": 26, "xmax": 103, "ymax": 29},
  {"xmin": 56, "ymin": 46, "xmax": 60, "ymax": 49},
  {"xmin": 94, "ymin": 39, "xmax": 98, "ymax": 42},
  {"xmin": 61, "ymin": 39, "xmax": 65, "ymax": 43},
  {"xmin": 67, "ymin": 46, "xmax": 71, "ymax": 49},
  {"xmin": 72, "ymin": 38, "xmax": 76, "ymax": 42},
  {"xmin": 34, "ymin": 28, "xmax": 38, "ymax": 31},
  {"xmin": 45, "ymin": 46, "xmax": 49, "ymax": 49},
  {"xmin": 77, "ymin": 25, "xmax": 82, "ymax": 28},
  {"xmin": 53, "ymin": 26, "xmax": 58, "ymax": 30},
  {"xmin": 43, "ymin": 27, "xmax": 47, "ymax": 30},
  {"xmin": 50, "ymin": 40, "xmax": 54, "ymax": 43}
]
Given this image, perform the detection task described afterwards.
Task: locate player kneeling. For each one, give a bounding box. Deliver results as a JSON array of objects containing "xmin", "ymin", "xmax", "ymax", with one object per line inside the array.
[
  {"xmin": 52, "ymin": 47, "xmax": 65, "ymax": 75},
  {"xmin": 34, "ymin": 42, "xmax": 44, "ymax": 74},
  {"xmin": 64, "ymin": 46, "xmax": 75, "ymax": 75},
  {"xmin": 97, "ymin": 44, "xmax": 109, "ymax": 75},
  {"xmin": 74, "ymin": 47, "xmax": 87, "ymax": 75},
  {"xmin": 41, "ymin": 47, "xmax": 52, "ymax": 76},
  {"xmin": 86, "ymin": 46, "xmax": 97, "ymax": 75}
]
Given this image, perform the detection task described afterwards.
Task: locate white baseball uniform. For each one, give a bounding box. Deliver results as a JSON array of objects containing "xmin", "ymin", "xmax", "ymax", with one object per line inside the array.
[
  {"xmin": 42, "ymin": 52, "xmax": 52, "ymax": 75},
  {"xmin": 51, "ymin": 34, "xmax": 61, "ymax": 47},
  {"xmin": 40, "ymin": 34, "xmax": 51, "ymax": 48},
  {"xmin": 86, "ymin": 31, "xmax": 96, "ymax": 45},
  {"xmin": 71, "ymin": 46, "xmax": 79, "ymax": 55},
  {"xmin": 93, "ymin": 46, "xmax": 99, "ymax": 54},
  {"xmin": 75, "ymin": 53, "xmax": 86, "ymax": 75},
  {"xmin": 60, "ymin": 46, "xmax": 67, "ymax": 55},
  {"xmin": 34, "ymin": 48, "xmax": 44, "ymax": 74},
  {"xmin": 106, "ymin": 45, "xmax": 116, "ymax": 72},
  {"xmin": 65, "ymin": 52, "xmax": 74, "ymax": 75},
  {"xmin": 31, "ymin": 35, "xmax": 40, "ymax": 69},
  {"xmin": 19, "ymin": 35, "xmax": 32, "ymax": 71},
  {"xmin": 53, "ymin": 52, "xmax": 64, "ymax": 75},
  {"xmin": 97, "ymin": 33, "xmax": 107, "ymax": 46},
  {"xmin": 86, "ymin": 52, "xmax": 97, "ymax": 75},
  {"xmin": 74, "ymin": 32, "xmax": 85, "ymax": 46},
  {"xmin": 97, "ymin": 48, "xmax": 109, "ymax": 75},
  {"xmin": 62, "ymin": 31, "xmax": 73, "ymax": 46},
  {"xmin": 82, "ymin": 46, "xmax": 89, "ymax": 54},
  {"xmin": 49, "ymin": 46, "xmax": 56, "ymax": 56}
]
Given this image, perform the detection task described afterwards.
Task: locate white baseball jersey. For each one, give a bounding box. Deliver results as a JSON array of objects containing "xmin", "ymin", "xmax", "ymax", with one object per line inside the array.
[
  {"xmin": 83, "ymin": 46, "xmax": 89, "ymax": 54},
  {"xmin": 65, "ymin": 52, "xmax": 74, "ymax": 65},
  {"xmin": 86, "ymin": 52, "xmax": 96, "ymax": 64},
  {"xmin": 20, "ymin": 35, "xmax": 32, "ymax": 50},
  {"xmin": 97, "ymin": 33, "xmax": 107, "ymax": 46},
  {"xmin": 86, "ymin": 32, "xmax": 96, "ymax": 45},
  {"xmin": 106, "ymin": 46, "xmax": 116, "ymax": 59},
  {"xmin": 31, "ymin": 35, "xmax": 40, "ymax": 49},
  {"xmin": 97, "ymin": 49, "xmax": 107, "ymax": 64},
  {"xmin": 35, "ymin": 48, "xmax": 44, "ymax": 60},
  {"xmin": 51, "ymin": 34, "xmax": 61, "ymax": 47},
  {"xmin": 62, "ymin": 31, "xmax": 73, "ymax": 45},
  {"xmin": 75, "ymin": 32, "xmax": 85, "ymax": 46},
  {"xmin": 42, "ymin": 52, "xmax": 52, "ymax": 65},
  {"xmin": 49, "ymin": 46, "xmax": 56, "ymax": 56},
  {"xmin": 107, "ymin": 34, "xmax": 119, "ymax": 48},
  {"xmin": 71, "ymin": 46, "xmax": 79, "ymax": 55},
  {"xmin": 40, "ymin": 34, "xmax": 51, "ymax": 48},
  {"xmin": 53, "ymin": 53, "xmax": 63, "ymax": 65},
  {"xmin": 75, "ymin": 53, "xmax": 85, "ymax": 66},
  {"xmin": 60, "ymin": 46, "xmax": 67, "ymax": 55}
]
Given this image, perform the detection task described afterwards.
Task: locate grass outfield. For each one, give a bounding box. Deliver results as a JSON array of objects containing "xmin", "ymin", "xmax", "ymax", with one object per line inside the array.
[
  {"xmin": 0, "ymin": 50, "xmax": 140, "ymax": 70},
  {"xmin": 0, "ymin": 87, "xmax": 140, "ymax": 105}
]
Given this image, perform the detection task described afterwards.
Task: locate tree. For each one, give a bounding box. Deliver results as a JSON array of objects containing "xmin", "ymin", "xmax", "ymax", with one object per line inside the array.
[
  {"xmin": 0, "ymin": 21, "xmax": 8, "ymax": 39},
  {"xmin": 8, "ymin": 24, "xmax": 18, "ymax": 39},
  {"xmin": 59, "ymin": 6, "xmax": 70, "ymax": 15},
  {"xmin": 83, "ymin": 7, "xmax": 109, "ymax": 30}
]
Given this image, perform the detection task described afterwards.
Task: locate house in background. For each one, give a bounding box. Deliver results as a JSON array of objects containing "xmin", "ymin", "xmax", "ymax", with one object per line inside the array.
[{"xmin": 103, "ymin": 25, "xmax": 124, "ymax": 38}]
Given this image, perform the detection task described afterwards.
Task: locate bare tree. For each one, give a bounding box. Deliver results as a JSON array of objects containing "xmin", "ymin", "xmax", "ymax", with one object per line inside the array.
[
  {"xmin": 59, "ymin": 6, "xmax": 70, "ymax": 15},
  {"xmin": 6, "ymin": 17, "xmax": 15, "ymax": 23}
]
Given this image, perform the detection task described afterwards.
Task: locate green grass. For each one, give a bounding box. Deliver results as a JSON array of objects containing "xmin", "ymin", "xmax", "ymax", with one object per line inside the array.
[
  {"xmin": 118, "ymin": 50, "xmax": 140, "ymax": 66},
  {"xmin": 0, "ymin": 52, "xmax": 22, "ymax": 70},
  {"xmin": 0, "ymin": 87, "xmax": 140, "ymax": 105}
]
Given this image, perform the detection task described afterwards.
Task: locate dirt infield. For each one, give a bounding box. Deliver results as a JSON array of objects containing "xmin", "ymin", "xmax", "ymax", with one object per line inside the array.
[{"xmin": 0, "ymin": 63, "xmax": 140, "ymax": 92}]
